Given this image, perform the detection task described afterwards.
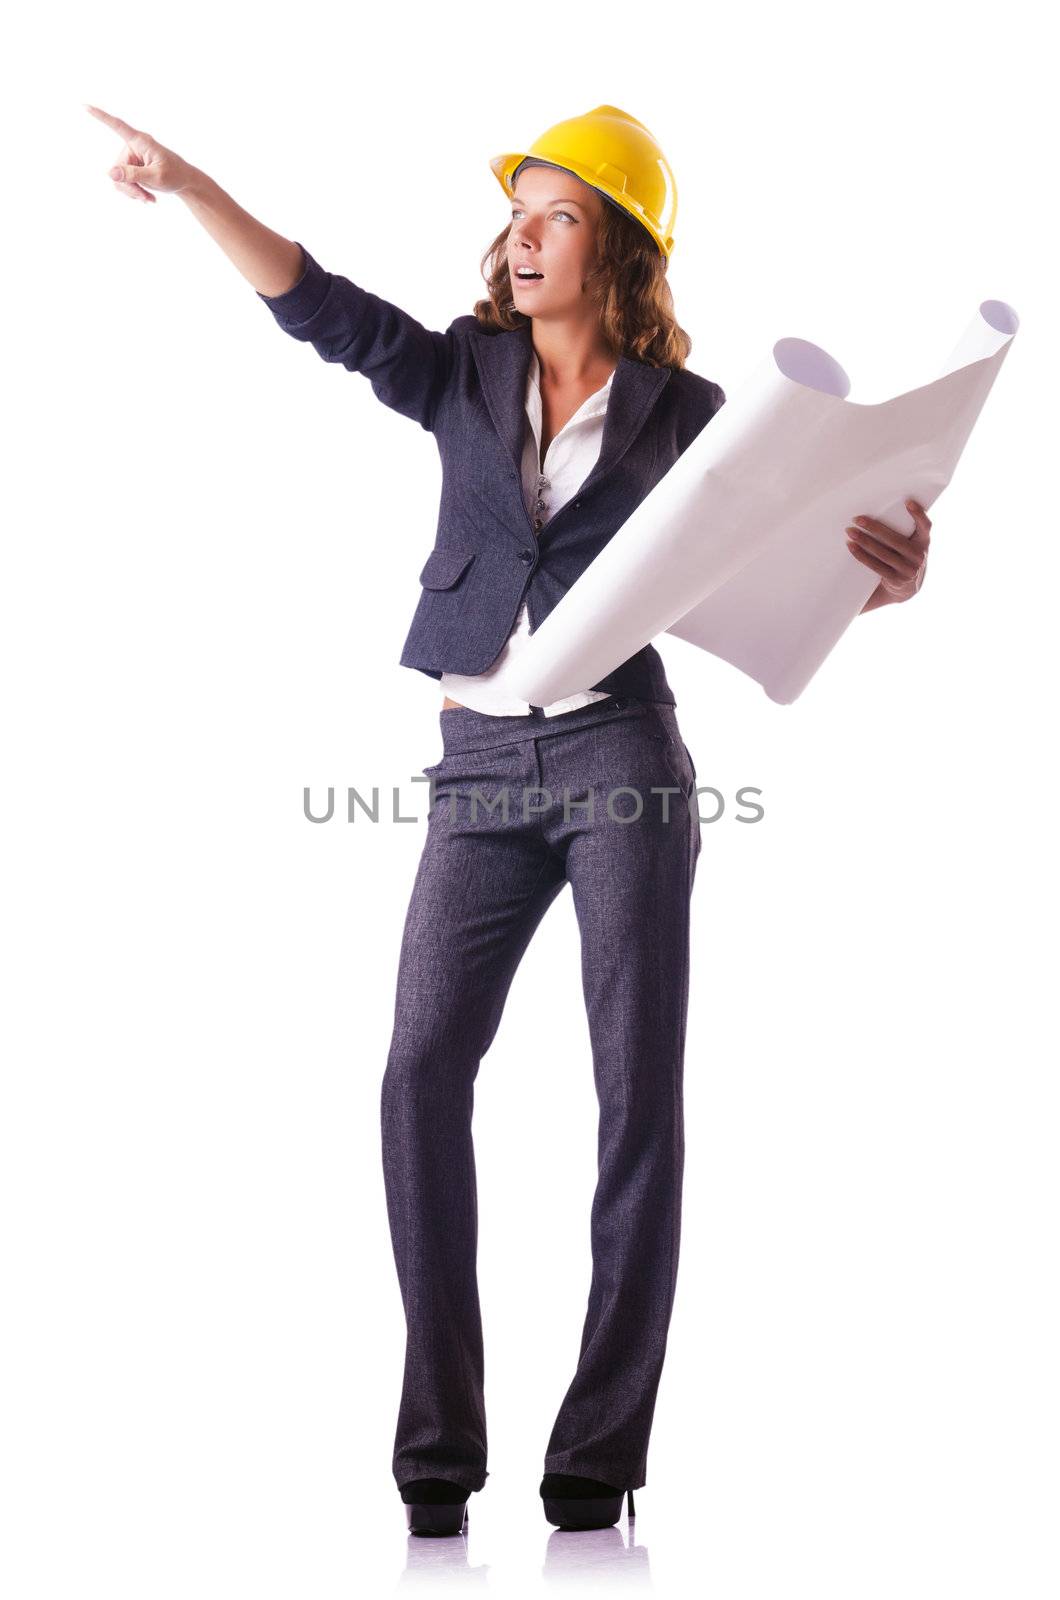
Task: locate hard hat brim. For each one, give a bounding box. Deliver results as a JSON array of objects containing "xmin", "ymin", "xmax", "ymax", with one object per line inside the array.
[{"xmin": 488, "ymin": 150, "xmax": 673, "ymax": 258}]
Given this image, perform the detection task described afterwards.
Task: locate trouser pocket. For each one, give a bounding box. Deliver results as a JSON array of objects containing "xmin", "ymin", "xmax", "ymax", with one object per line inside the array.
[{"xmin": 644, "ymin": 709, "xmax": 696, "ymax": 800}]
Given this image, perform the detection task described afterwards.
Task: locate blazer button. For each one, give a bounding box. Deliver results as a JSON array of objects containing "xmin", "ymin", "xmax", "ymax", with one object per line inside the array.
[{"xmin": 519, "ymin": 549, "xmax": 534, "ymax": 563}]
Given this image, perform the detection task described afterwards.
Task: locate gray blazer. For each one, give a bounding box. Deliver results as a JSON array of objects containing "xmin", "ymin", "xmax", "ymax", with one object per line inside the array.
[{"xmin": 258, "ymin": 244, "xmax": 726, "ymax": 705}]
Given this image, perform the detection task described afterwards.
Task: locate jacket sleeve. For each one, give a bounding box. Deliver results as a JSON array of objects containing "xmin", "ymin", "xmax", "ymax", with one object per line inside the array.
[{"xmin": 257, "ymin": 242, "xmax": 457, "ymax": 433}]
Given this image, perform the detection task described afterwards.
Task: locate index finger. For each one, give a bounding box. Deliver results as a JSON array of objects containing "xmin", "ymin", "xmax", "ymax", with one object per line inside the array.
[{"xmin": 84, "ymin": 104, "xmax": 143, "ymax": 143}]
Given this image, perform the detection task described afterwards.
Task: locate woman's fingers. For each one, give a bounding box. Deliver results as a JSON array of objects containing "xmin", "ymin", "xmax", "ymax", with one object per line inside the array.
[
  {"xmin": 845, "ymin": 523, "xmax": 920, "ymax": 577},
  {"xmin": 109, "ymin": 143, "xmax": 154, "ymax": 203},
  {"xmin": 846, "ymin": 499, "xmax": 931, "ymax": 577},
  {"xmin": 845, "ymin": 534, "xmax": 912, "ymax": 580}
]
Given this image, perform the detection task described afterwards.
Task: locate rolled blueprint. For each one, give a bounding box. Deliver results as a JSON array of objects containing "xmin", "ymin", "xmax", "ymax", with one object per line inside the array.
[{"xmin": 507, "ymin": 299, "xmax": 1019, "ymax": 706}]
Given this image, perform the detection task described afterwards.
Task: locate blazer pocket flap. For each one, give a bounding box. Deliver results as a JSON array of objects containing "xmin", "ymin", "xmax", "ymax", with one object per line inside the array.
[{"xmin": 418, "ymin": 549, "xmax": 476, "ymax": 590}]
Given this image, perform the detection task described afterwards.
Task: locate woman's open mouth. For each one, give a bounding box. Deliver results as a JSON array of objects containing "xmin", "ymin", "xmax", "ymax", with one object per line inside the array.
[{"xmin": 514, "ymin": 269, "xmax": 545, "ymax": 286}]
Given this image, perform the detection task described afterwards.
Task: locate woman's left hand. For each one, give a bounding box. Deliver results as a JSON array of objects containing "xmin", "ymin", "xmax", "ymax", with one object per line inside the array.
[{"xmin": 848, "ymin": 498, "xmax": 932, "ymax": 612}]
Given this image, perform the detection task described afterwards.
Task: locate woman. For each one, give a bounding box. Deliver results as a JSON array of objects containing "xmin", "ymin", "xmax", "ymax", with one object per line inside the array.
[{"xmin": 88, "ymin": 101, "xmax": 931, "ymax": 1539}]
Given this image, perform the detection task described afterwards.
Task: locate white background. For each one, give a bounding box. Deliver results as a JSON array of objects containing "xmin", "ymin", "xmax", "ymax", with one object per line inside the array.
[{"xmin": 3, "ymin": 1, "xmax": 1056, "ymax": 1594}]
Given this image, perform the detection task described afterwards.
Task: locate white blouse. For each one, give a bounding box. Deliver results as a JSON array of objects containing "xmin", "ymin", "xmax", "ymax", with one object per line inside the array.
[{"xmin": 438, "ymin": 347, "xmax": 615, "ymax": 717}]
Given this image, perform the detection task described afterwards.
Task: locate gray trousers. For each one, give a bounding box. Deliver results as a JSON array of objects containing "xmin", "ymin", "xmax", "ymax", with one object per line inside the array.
[{"xmin": 380, "ymin": 693, "xmax": 702, "ymax": 1494}]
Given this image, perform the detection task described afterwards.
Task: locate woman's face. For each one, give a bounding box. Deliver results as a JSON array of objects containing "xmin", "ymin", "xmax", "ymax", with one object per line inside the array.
[{"xmin": 507, "ymin": 164, "xmax": 604, "ymax": 319}]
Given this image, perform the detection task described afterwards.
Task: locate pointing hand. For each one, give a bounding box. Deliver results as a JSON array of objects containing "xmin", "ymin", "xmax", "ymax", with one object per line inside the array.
[{"xmin": 85, "ymin": 104, "xmax": 197, "ymax": 203}]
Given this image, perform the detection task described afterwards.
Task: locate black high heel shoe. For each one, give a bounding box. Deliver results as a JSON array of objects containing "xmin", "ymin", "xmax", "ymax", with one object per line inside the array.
[
  {"xmin": 399, "ymin": 1477, "xmax": 472, "ymax": 1536},
  {"xmin": 539, "ymin": 1472, "xmax": 636, "ymax": 1530}
]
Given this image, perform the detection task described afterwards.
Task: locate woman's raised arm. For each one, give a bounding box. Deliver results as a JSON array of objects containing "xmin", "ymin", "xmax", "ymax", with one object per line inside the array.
[
  {"xmin": 85, "ymin": 104, "xmax": 304, "ymax": 297},
  {"xmin": 87, "ymin": 104, "xmax": 458, "ymax": 431}
]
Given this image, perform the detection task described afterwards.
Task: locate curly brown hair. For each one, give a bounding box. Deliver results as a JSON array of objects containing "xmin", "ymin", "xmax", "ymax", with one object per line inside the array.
[{"xmin": 472, "ymin": 196, "xmax": 693, "ymax": 372}]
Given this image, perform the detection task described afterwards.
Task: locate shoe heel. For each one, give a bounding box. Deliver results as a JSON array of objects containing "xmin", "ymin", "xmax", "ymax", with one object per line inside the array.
[
  {"xmin": 405, "ymin": 1498, "xmax": 469, "ymax": 1537},
  {"xmin": 627, "ymin": 1487, "xmax": 636, "ymax": 1519}
]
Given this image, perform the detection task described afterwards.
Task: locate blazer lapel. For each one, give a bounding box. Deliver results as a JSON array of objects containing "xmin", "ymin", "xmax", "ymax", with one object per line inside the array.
[
  {"xmin": 470, "ymin": 322, "xmax": 672, "ymax": 530},
  {"xmin": 470, "ymin": 322, "xmax": 535, "ymax": 479}
]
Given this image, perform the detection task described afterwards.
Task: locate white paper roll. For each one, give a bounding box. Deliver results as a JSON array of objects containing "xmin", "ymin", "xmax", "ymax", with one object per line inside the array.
[{"xmin": 507, "ymin": 300, "xmax": 1019, "ymax": 706}]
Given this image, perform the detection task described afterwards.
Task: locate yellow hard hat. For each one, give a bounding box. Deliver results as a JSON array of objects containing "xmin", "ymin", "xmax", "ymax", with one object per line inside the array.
[{"xmin": 489, "ymin": 104, "xmax": 678, "ymax": 259}]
